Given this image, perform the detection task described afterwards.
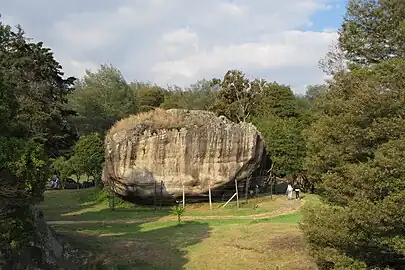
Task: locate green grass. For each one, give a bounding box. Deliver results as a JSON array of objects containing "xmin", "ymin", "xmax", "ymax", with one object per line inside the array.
[
  {"xmin": 40, "ymin": 188, "xmax": 318, "ymax": 269},
  {"xmin": 39, "ymin": 187, "xmax": 308, "ymax": 222},
  {"xmin": 52, "ymin": 217, "xmax": 315, "ymax": 269}
]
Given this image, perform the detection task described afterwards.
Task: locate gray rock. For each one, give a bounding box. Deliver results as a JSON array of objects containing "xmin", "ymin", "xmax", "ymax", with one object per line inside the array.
[
  {"xmin": 7, "ymin": 207, "xmax": 79, "ymax": 270},
  {"xmin": 103, "ymin": 109, "xmax": 271, "ymax": 203}
]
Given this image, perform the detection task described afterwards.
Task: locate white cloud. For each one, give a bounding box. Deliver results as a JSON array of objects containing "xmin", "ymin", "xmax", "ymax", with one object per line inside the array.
[
  {"xmin": 0, "ymin": 0, "xmax": 342, "ymax": 94},
  {"xmin": 217, "ymin": 2, "xmax": 246, "ymax": 16},
  {"xmin": 153, "ymin": 30, "xmax": 337, "ymax": 91}
]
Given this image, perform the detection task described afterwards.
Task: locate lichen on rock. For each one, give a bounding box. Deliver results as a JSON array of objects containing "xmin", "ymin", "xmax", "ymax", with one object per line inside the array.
[{"xmin": 103, "ymin": 109, "xmax": 271, "ymax": 203}]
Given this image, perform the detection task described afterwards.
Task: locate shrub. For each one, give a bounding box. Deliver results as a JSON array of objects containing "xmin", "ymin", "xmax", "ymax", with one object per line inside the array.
[{"xmin": 171, "ymin": 203, "xmax": 186, "ymax": 225}]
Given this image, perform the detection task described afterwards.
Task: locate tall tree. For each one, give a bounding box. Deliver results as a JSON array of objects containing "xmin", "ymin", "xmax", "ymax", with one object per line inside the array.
[
  {"xmin": 253, "ymin": 115, "xmax": 306, "ymax": 180},
  {"xmin": 70, "ymin": 133, "xmax": 104, "ymax": 184},
  {"xmin": 302, "ymin": 58, "xmax": 405, "ymax": 269},
  {"xmin": 210, "ymin": 70, "xmax": 264, "ymax": 122},
  {"xmin": 339, "ymin": 0, "xmax": 405, "ymax": 66},
  {"xmin": 69, "ymin": 64, "xmax": 138, "ymax": 135},
  {"xmin": 0, "ymin": 20, "xmax": 76, "ymax": 267}
]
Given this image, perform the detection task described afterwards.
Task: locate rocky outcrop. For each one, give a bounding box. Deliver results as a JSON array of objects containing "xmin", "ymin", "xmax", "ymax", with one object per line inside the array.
[
  {"xmin": 3, "ymin": 207, "xmax": 82, "ymax": 270},
  {"xmin": 102, "ymin": 109, "xmax": 271, "ymax": 203}
]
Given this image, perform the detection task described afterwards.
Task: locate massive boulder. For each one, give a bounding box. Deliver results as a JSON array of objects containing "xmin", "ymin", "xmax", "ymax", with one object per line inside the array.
[{"xmin": 102, "ymin": 109, "xmax": 271, "ymax": 203}]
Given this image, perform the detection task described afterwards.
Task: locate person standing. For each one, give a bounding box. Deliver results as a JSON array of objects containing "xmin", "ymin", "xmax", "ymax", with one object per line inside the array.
[
  {"xmin": 286, "ymin": 184, "xmax": 293, "ymax": 200},
  {"xmin": 294, "ymin": 183, "xmax": 301, "ymax": 200}
]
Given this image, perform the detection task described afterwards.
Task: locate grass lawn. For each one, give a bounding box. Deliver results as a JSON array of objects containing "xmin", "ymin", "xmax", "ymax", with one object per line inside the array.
[
  {"xmin": 39, "ymin": 188, "xmax": 313, "ymax": 222},
  {"xmin": 40, "ymin": 188, "xmax": 318, "ymax": 269}
]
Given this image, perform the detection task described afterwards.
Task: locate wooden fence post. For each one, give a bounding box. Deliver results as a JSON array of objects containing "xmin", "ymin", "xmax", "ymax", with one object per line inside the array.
[
  {"xmin": 235, "ymin": 179, "xmax": 239, "ymax": 208},
  {"xmin": 221, "ymin": 193, "xmax": 237, "ymax": 208},
  {"xmin": 182, "ymin": 184, "xmax": 185, "ymax": 208},
  {"xmin": 208, "ymin": 183, "xmax": 212, "ymax": 210}
]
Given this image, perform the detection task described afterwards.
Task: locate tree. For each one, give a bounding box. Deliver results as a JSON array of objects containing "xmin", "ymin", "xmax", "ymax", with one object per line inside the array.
[
  {"xmin": 253, "ymin": 115, "xmax": 306, "ymax": 182},
  {"xmin": 339, "ymin": 0, "xmax": 405, "ymax": 66},
  {"xmin": 256, "ymin": 82, "xmax": 297, "ymax": 118},
  {"xmin": 70, "ymin": 133, "xmax": 104, "ymax": 184},
  {"xmin": 210, "ymin": 70, "xmax": 265, "ymax": 122},
  {"xmin": 302, "ymin": 58, "xmax": 405, "ymax": 269},
  {"xmin": 160, "ymin": 80, "xmax": 216, "ymax": 110},
  {"xmin": 51, "ymin": 156, "xmax": 74, "ymax": 188},
  {"xmin": 186, "ymin": 79, "xmax": 217, "ymax": 110},
  {"xmin": 319, "ymin": 41, "xmax": 347, "ymax": 76},
  {"xmin": 305, "ymin": 84, "xmax": 328, "ymax": 103},
  {"xmin": 131, "ymin": 82, "xmax": 166, "ymax": 112},
  {"xmin": 0, "ymin": 19, "xmax": 76, "ymax": 267},
  {"xmin": 69, "ymin": 64, "xmax": 138, "ymax": 135}
]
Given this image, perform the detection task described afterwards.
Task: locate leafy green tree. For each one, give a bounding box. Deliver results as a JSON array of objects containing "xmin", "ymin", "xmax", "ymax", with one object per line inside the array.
[
  {"xmin": 131, "ymin": 82, "xmax": 166, "ymax": 112},
  {"xmin": 160, "ymin": 80, "xmax": 216, "ymax": 110},
  {"xmin": 69, "ymin": 64, "xmax": 138, "ymax": 135},
  {"xmin": 0, "ymin": 19, "xmax": 76, "ymax": 267},
  {"xmin": 256, "ymin": 82, "xmax": 297, "ymax": 118},
  {"xmin": 302, "ymin": 58, "xmax": 405, "ymax": 269},
  {"xmin": 186, "ymin": 79, "xmax": 217, "ymax": 110},
  {"xmin": 160, "ymin": 85, "xmax": 186, "ymax": 109},
  {"xmin": 253, "ymin": 115, "xmax": 306, "ymax": 181},
  {"xmin": 71, "ymin": 133, "xmax": 104, "ymax": 184},
  {"xmin": 294, "ymin": 84, "xmax": 328, "ymax": 121},
  {"xmin": 51, "ymin": 156, "xmax": 73, "ymax": 188},
  {"xmin": 305, "ymin": 84, "xmax": 328, "ymax": 103},
  {"xmin": 339, "ymin": 0, "xmax": 405, "ymax": 66},
  {"xmin": 66, "ymin": 155, "xmax": 84, "ymax": 184},
  {"xmin": 210, "ymin": 70, "xmax": 265, "ymax": 122}
]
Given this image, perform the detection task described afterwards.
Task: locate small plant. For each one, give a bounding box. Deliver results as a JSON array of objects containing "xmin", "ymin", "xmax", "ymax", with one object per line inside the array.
[
  {"xmin": 253, "ymin": 204, "xmax": 259, "ymax": 220},
  {"xmin": 171, "ymin": 203, "xmax": 186, "ymax": 225}
]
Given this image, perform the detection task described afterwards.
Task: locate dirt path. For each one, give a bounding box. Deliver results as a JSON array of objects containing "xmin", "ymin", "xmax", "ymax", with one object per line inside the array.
[{"xmin": 47, "ymin": 201, "xmax": 303, "ymax": 225}]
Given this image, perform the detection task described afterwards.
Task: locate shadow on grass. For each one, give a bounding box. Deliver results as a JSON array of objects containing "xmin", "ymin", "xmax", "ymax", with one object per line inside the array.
[
  {"xmin": 38, "ymin": 188, "xmax": 101, "ymax": 220},
  {"xmin": 39, "ymin": 188, "xmax": 173, "ymax": 222},
  {"xmin": 60, "ymin": 207, "xmax": 172, "ymax": 222},
  {"xmin": 55, "ymin": 220, "xmax": 211, "ymax": 269}
]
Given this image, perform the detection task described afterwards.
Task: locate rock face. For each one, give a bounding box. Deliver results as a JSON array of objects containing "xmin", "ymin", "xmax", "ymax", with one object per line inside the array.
[
  {"xmin": 4, "ymin": 207, "xmax": 80, "ymax": 270},
  {"xmin": 102, "ymin": 109, "xmax": 271, "ymax": 203}
]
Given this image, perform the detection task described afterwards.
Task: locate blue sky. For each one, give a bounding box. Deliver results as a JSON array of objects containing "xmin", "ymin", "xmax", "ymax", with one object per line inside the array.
[
  {"xmin": 308, "ymin": 1, "xmax": 347, "ymax": 31},
  {"xmin": 0, "ymin": 0, "xmax": 348, "ymax": 94}
]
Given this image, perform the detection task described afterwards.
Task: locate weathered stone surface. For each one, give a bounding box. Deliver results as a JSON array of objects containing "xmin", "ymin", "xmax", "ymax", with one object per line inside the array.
[
  {"xmin": 5, "ymin": 207, "xmax": 80, "ymax": 270},
  {"xmin": 102, "ymin": 109, "xmax": 271, "ymax": 203}
]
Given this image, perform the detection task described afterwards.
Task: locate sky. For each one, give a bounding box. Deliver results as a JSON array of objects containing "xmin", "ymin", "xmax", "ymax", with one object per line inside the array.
[{"xmin": 0, "ymin": 0, "xmax": 347, "ymax": 94}]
